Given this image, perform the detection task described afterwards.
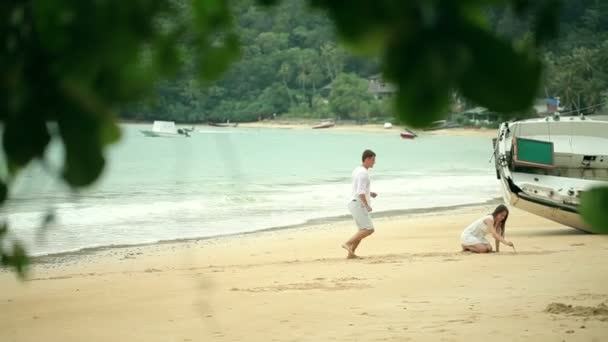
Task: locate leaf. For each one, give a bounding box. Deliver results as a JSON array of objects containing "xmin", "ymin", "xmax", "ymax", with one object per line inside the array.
[
  {"xmin": 152, "ymin": 29, "xmax": 182, "ymax": 77},
  {"xmin": 459, "ymin": 27, "xmax": 541, "ymax": 112},
  {"xmin": 580, "ymin": 186, "xmax": 608, "ymax": 234},
  {"xmin": 2, "ymin": 115, "xmax": 51, "ymax": 168},
  {"xmin": 513, "ymin": 0, "xmax": 531, "ymax": 15},
  {"xmin": 0, "ymin": 181, "xmax": 7, "ymax": 205},
  {"xmin": 1, "ymin": 242, "xmax": 30, "ymax": 279},
  {"xmin": 0, "ymin": 222, "xmax": 7, "ymax": 238},
  {"xmin": 384, "ymin": 30, "xmax": 467, "ymax": 128},
  {"xmin": 339, "ymin": 29, "xmax": 390, "ymax": 57},
  {"xmin": 57, "ymin": 111, "xmax": 105, "ymax": 188},
  {"xmin": 256, "ymin": 0, "xmax": 281, "ymax": 6},
  {"xmin": 198, "ymin": 34, "xmax": 241, "ymax": 81},
  {"xmin": 309, "ymin": 0, "xmax": 405, "ymax": 44},
  {"xmin": 394, "ymin": 82, "xmax": 450, "ymax": 128},
  {"xmin": 100, "ymin": 118, "xmax": 122, "ymax": 147},
  {"xmin": 534, "ymin": 0, "xmax": 561, "ymax": 44},
  {"xmin": 42, "ymin": 210, "xmax": 56, "ymax": 227}
]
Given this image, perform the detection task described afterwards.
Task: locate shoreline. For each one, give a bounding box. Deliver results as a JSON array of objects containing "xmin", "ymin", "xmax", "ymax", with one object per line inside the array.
[
  {"xmin": 22, "ymin": 197, "xmax": 502, "ymax": 265},
  {"xmin": 121, "ymin": 120, "xmax": 498, "ymax": 137},
  {"xmin": 230, "ymin": 121, "xmax": 498, "ymax": 137}
]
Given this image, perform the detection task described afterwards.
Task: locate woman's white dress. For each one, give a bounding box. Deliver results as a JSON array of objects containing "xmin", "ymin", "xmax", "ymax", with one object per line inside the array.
[{"xmin": 461, "ymin": 215, "xmax": 493, "ymax": 246}]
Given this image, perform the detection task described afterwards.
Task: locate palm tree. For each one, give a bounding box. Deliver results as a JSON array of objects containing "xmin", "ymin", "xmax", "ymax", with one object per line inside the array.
[{"xmin": 279, "ymin": 62, "xmax": 295, "ymax": 106}]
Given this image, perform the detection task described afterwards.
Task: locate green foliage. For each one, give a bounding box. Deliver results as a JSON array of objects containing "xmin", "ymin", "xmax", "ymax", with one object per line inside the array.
[
  {"xmin": 580, "ymin": 187, "xmax": 608, "ymax": 233},
  {"xmin": 122, "ymin": 0, "xmax": 370, "ymax": 123},
  {"xmin": 0, "ymin": 223, "xmax": 29, "ymax": 278},
  {"xmin": 544, "ymin": 43, "xmax": 608, "ymax": 114},
  {"xmin": 0, "ymin": 182, "xmax": 7, "ymax": 204},
  {"xmin": 2, "ymin": 0, "xmax": 608, "ymax": 275},
  {"xmin": 1, "ymin": 242, "xmax": 30, "ymax": 279},
  {"xmin": 329, "ymin": 73, "xmax": 372, "ymax": 120}
]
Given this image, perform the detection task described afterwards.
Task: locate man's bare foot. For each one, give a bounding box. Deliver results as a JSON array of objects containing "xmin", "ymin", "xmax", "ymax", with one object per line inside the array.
[
  {"xmin": 342, "ymin": 244, "xmax": 353, "ymax": 253},
  {"xmin": 347, "ymin": 254, "xmax": 361, "ymax": 259},
  {"xmin": 342, "ymin": 244, "xmax": 355, "ymax": 258}
]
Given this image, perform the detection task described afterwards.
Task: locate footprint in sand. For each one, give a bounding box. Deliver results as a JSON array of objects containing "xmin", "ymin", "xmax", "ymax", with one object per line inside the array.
[
  {"xmin": 545, "ymin": 302, "xmax": 608, "ymax": 321},
  {"xmin": 443, "ymin": 258, "xmax": 461, "ymax": 262},
  {"xmin": 231, "ymin": 277, "xmax": 371, "ymax": 292}
]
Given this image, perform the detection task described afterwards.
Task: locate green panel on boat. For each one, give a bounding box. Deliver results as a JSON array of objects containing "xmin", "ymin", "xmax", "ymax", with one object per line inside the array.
[{"xmin": 515, "ymin": 137, "xmax": 554, "ymax": 167}]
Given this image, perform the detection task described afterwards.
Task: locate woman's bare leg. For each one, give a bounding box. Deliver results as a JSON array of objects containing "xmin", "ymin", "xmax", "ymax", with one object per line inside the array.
[{"xmin": 462, "ymin": 244, "xmax": 492, "ymax": 253}]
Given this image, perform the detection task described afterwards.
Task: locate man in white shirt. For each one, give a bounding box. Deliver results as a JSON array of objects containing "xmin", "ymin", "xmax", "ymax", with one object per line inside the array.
[{"xmin": 342, "ymin": 149, "xmax": 377, "ymax": 259}]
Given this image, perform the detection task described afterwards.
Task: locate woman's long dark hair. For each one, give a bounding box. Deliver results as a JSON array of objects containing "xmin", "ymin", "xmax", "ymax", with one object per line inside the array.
[{"xmin": 491, "ymin": 204, "xmax": 509, "ymax": 236}]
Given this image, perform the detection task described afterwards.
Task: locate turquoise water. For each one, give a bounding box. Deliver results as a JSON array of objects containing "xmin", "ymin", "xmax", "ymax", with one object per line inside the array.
[{"xmin": 4, "ymin": 124, "xmax": 499, "ymax": 255}]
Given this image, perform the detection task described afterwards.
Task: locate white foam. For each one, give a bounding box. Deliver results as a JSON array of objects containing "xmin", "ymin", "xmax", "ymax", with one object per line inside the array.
[{"xmin": 6, "ymin": 171, "xmax": 499, "ymax": 256}]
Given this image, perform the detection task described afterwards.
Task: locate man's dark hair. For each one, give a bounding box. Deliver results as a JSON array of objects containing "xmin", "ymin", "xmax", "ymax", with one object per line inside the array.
[{"xmin": 362, "ymin": 149, "xmax": 376, "ymax": 162}]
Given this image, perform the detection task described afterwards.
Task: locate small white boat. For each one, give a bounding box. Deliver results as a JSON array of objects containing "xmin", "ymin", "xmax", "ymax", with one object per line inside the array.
[
  {"xmin": 384, "ymin": 122, "xmax": 393, "ymax": 129},
  {"xmin": 140, "ymin": 121, "xmax": 192, "ymax": 138},
  {"xmin": 312, "ymin": 120, "xmax": 335, "ymax": 129},
  {"xmin": 208, "ymin": 121, "xmax": 238, "ymax": 128},
  {"xmin": 493, "ymin": 115, "xmax": 608, "ymax": 232}
]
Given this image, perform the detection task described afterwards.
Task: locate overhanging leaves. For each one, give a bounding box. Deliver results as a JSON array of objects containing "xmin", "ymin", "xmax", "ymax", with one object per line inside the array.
[
  {"xmin": 2, "ymin": 115, "xmax": 51, "ymax": 168},
  {"xmin": 57, "ymin": 110, "xmax": 106, "ymax": 188},
  {"xmin": 1, "ymin": 241, "xmax": 30, "ymax": 279},
  {"xmin": 580, "ymin": 186, "xmax": 608, "ymax": 234},
  {"xmin": 459, "ymin": 27, "xmax": 542, "ymax": 112},
  {"xmin": 0, "ymin": 182, "xmax": 7, "ymax": 205}
]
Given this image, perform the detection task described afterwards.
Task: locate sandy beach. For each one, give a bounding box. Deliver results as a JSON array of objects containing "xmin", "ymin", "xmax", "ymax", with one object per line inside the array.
[
  {"xmin": 1, "ymin": 205, "xmax": 607, "ymax": 342},
  {"xmin": 234, "ymin": 121, "xmax": 498, "ymax": 137}
]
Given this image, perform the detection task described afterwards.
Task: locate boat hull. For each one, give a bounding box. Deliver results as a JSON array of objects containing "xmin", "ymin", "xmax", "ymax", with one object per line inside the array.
[
  {"xmin": 498, "ymin": 175, "xmax": 589, "ymax": 232},
  {"xmin": 140, "ymin": 130, "xmax": 185, "ymax": 138},
  {"xmin": 208, "ymin": 122, "xmax": 238, "ymax": 127},
  {"xmin": 312, "ymin": 124, "xmax": 335, "ymax": 129}
]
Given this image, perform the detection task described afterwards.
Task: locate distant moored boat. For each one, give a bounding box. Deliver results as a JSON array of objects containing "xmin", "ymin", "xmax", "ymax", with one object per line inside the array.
[
  {"xmin": 140, "ymin": 121, "xmax": 192, "ymax": 137},
  {"xmin": 400, "ymin": 129, "xmax": 418, "ymax": 139},
  {"xmin": 208, "ymin": 120, "xmax": 238, "ymax": 127},
  {"xmin": 312, "ymin": 120, "xmax": 335, "ymax": 129}
]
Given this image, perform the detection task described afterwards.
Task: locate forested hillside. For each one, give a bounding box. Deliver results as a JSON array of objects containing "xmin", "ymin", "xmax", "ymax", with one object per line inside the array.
[{"xmin": 121, "ymin": 0, "xmax": 608, "ymax": 123}]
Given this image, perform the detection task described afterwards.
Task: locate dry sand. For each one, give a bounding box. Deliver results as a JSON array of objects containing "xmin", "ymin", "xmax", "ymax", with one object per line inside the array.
[{"xmin": 1, "ymin": 205, "xmax": 607, "ymax": 342}]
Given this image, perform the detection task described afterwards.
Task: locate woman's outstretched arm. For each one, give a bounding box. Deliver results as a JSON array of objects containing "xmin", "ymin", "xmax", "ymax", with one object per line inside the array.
[{"xmin": 490, "ymin": 225, "xmax": 511, "ymax": 250}]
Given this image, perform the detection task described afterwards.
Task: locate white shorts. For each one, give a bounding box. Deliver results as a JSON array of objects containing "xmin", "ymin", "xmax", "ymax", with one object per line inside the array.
[{"xmin": 348, "ymin": 199, "xmax": 374, "ymax": 230}]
